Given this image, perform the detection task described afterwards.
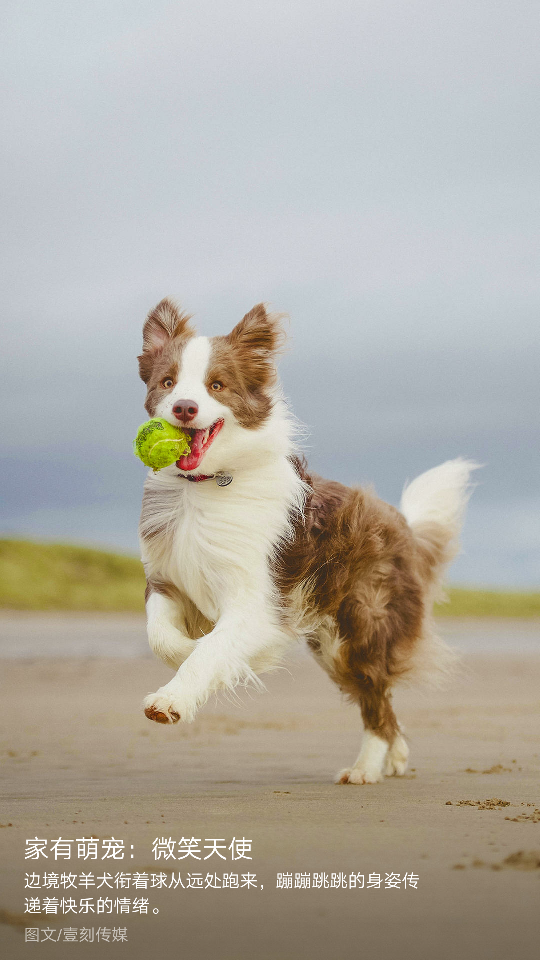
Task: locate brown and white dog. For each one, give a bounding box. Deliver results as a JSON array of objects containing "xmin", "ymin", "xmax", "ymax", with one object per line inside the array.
[{"xmin": 137, "ymin": 298, "xmax": 475, "ymax": 784}]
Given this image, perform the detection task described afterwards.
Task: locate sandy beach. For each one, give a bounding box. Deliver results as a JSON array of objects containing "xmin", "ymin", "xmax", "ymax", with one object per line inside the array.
[{"xmin": 1, "ymin": 613, "xmax": 539, "ymax": 959}]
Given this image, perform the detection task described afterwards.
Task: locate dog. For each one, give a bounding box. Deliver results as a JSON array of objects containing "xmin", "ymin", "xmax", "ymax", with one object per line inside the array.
[{"xmin": 137, "ymin": 298, "xmax": 475, "ymax": 784}]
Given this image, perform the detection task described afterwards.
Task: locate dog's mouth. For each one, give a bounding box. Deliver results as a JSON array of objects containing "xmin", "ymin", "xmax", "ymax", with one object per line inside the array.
[{"xmin": 176, "ymin": 419, "xmax": 224, "ymax": 472}]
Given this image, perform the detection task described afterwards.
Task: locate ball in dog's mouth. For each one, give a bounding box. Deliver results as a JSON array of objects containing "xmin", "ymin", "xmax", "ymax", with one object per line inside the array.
[{"xmin": 176, "ymin": 418, "xmax": 224, "ymax": 471}]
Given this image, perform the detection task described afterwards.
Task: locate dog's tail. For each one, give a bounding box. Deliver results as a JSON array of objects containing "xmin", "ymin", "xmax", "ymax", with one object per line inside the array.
[
  {"xmin": 400, "ymin": 458, "xmax": 479, "ymax": 600},
  {"xmin": 398, "ymin": 458, "xmax": 479, "ymax": 684}
]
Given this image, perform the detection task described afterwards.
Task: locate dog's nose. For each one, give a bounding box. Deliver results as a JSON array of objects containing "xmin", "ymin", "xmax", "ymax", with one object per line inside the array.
[{"xmin": 172, "ymin": 399, "xmax": 199, "ymax": 423}]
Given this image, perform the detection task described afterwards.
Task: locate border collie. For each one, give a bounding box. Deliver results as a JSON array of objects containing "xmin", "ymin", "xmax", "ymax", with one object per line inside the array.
[{"xmin": 137, "ymin": 299, "xmax": 475, "ymax": 784}]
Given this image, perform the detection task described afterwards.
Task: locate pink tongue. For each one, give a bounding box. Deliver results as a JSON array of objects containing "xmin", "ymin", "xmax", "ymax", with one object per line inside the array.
[{"xmin": 177, "ymin": 429, "xmax": 205, "ymax": 471}]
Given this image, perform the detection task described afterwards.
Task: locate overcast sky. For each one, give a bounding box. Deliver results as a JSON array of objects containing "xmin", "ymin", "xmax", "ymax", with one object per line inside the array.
[{"xmin": 1, "ymin": 0, "xmax": 539, "ymax": 585}]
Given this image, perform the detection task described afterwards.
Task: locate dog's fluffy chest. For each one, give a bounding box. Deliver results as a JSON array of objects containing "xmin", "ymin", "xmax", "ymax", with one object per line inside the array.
[
  {"xmin": 140, "ymin": 463, "xmax": 305, "ymax": 622},
  {"xmin": 162, "ymin": 496, "xmax": 229, "ymax": 619}
]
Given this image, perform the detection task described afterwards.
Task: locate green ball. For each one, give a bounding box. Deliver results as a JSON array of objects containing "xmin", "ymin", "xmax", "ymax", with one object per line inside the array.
[{"xmin": 133, "ymin": 418, "xmax": 191, "ymax": 471}]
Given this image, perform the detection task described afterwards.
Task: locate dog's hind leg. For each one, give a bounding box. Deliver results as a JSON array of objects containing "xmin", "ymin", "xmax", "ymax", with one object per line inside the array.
[
  {"xmin": 308, "ymin": 618, "xmax": 409, "ymax": 784},
  {"xmin": 328, "ymin": 593, "xmax": 414, "ymax": 785},
  {"xmin": 335, "ymin": 683, "xmax": 406, "ymax": 785}
]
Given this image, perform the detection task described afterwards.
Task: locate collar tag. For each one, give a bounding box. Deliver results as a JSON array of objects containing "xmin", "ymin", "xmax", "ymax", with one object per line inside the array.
[{"xmin": 215, "ymin": 473, "xmax": 233, "ymax": 487}]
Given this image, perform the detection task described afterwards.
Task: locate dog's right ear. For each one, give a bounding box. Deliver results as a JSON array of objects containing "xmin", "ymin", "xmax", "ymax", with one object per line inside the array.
[{"xmin": 138, "ymin": 298, "xmax": 194, "ymax": 382}]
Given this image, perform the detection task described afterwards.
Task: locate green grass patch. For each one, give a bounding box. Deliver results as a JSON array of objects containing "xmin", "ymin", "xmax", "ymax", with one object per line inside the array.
[
  {"xmin": 0, "ymin": 539, "xmax": 538, "ymax": 617},
  {"xmin": 435, "ymin": 587, "xmax": 540, "ymax": 618},
  {"xmin": 0, "ymin": 539, "xmax": 145, "ymax": 612}
]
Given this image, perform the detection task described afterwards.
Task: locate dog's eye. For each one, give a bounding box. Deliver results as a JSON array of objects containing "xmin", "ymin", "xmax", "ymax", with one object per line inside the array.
[
  {"xmin": 211, "ymin": 381, "xmax": 224, "ymax": 391},
  {"xmin": 161, "ymin": 378, "xmax": 174, "ymax": 389}
]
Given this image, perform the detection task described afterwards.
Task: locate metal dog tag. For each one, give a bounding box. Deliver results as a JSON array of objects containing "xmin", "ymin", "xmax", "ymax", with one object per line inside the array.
[{"xmin": 215, "ymin": 473, "xmax": 233, "ymax": 487}]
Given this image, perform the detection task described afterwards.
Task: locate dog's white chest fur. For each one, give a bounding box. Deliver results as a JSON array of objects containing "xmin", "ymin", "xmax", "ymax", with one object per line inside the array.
[
  {"xmin": 162, "ymin": 493, "xmax": 224, "ymax": 620},
  {"xmin": 141, "ymin": 459, "xmax": 305, "ymax": 623}
]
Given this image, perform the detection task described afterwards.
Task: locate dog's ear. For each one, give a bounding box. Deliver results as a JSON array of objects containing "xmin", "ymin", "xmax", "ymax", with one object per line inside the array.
[
  {"xmin": 138, "ymin": 298, "xmax": 194, "ymax": 382},
  {"xmin": 142, "ymin": 298, "xmax": 194, "ymax": 351},
  {"xmin": 227, "ymin": 303, "xmax": 286, "ymax": 357}
]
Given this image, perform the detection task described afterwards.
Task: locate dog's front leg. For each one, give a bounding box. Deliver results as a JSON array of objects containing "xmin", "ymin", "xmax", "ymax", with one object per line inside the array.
[
  {"xmin": 146, "ymin": 589, "xmax": 197, "ymax": 669},
  {"xmin": 143, "ymin": 594, "xmax": 285, "ymax": 724}
]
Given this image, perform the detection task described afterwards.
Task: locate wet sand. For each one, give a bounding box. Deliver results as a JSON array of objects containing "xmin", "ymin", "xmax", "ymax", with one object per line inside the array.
[{"xmin": 1, "ymin": 615, "xmax": 539, "ymax": 959}]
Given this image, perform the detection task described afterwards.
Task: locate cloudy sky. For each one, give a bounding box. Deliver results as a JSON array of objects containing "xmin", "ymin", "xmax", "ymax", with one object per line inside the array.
[{"xmin": 1, "ymin": 0, "xmax": 539, "ymax": 585}]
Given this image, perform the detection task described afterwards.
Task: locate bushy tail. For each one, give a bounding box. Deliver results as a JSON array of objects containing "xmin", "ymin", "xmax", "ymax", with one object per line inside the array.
[
  {"xmin": 398, "ymin": 458, "xmax": 479, "ymax": 686},
  {"xmin": 400, "ymin": 458, "xmax": 479, "ymax": 600}
]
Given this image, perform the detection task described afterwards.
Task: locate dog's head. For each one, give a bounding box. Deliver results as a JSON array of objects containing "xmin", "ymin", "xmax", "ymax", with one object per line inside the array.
[{"xmin": 138, "ymin": 299, "xmax": 287, "ymax": 475}]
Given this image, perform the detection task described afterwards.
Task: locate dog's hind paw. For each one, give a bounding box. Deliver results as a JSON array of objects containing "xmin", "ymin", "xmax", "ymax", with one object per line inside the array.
[
  {"xmin": 336, "ymin": 731, "xmax": 389, "ymax": 784},
  {"xmin": 383, "ymin": 733, "xmax": 409, "ymax": 777},
  {"xmin": 335, "ymin": 766, "xmax": 383, "ymax": 785}
]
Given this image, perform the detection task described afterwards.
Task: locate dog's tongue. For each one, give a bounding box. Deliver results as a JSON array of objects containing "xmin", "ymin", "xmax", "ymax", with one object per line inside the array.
[{"xmin": 177, "ymin": 428, "xmax": 206, "ymax": 471}]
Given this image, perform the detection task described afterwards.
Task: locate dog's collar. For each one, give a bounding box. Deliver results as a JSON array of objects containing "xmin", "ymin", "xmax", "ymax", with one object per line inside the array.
[{"xmin": 178, "ymin": 472, "xmax": 233, "ymax": 487}]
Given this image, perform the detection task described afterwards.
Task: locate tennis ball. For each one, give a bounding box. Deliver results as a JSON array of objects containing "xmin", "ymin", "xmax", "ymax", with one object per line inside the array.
[{"xmin": 133, "ymin": 418, "xmax": 191, "ymax": 471}]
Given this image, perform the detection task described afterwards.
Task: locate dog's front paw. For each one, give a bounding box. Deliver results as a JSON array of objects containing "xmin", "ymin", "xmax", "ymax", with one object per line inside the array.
[
  {"xmin": 143, "ymin": 677, "xmax": 202, "ymax": 724},
  {"xmin": 143, "ymin": 689, "xmax": 182, "ymax": 724}
]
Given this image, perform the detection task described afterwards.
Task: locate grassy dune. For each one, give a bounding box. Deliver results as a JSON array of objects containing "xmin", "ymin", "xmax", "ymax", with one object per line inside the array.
[
  {"xmin": 0, "ymin": 539, "xmax": 538, "ymax": 617},
  {"xmin": 435, "ymin": 587, "xmax": 540, "ymax": 618},
  {"xmin": 0, "ymin": 539, "xmax": 145, "ymax": 612}
]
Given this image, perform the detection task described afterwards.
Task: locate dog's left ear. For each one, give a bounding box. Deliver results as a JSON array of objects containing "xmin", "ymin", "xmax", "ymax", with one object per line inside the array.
[{"xmin": 227, "ymin": 303, "xmax": 286, "ymax": 357}]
